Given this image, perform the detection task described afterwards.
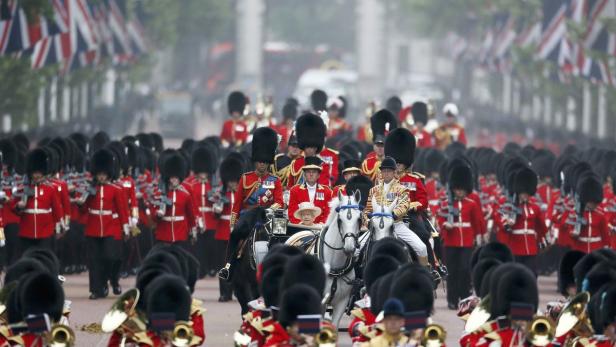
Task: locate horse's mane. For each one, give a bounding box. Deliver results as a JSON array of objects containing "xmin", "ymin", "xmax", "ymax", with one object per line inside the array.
[{"xmin": 324, "ymin": 196, "xmax": 341, "ymax": 228}]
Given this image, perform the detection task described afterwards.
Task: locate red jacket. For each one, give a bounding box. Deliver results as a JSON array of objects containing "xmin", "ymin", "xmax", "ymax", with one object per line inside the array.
[
  {"xmin": 220, "ymin": 119, "xmax": 249, "ymax": 147},
  {"xmin": 561, "ymin": 208, "xmax": 610, "ymax": 253},
  {"xmin": 214, "ymin": 189, "xmax": 233, "ymax": 241},
  {"xmin": 493, "ymin": 201, "xmax": 547, "ymax": 256},
  {"xmin": 398, "ymin": 172, "xmax": 428, "ymax": 213},
  {"xmin": 286, "ymin": 157, "xmax": 332, "ymax": 189},
  {"xmin": 2, "ymin": 171, "xmax": 20, "ymax": 225},
  {"xmin": 361, "ymin": 155, "xmax": 381, "ymax": 182},
  {"xmin": 319, "ymin": 147, "xmax": 339, "ymax": 186},
  {"xmin": 287, "ymin": 183, "xmax": 332, "ymax": 225},
  {"xmin": 188, "ymin": 180, "xmax": 217, "ymax": 231},
  {"xmin": 154, "ymin": 186, "xmax": 195, "ymax": 243},
  {"xmin": 412, "ymin": 128, "xmax": 434, "ymax": 148},
  {"xmin": 82, "ymin": 183, "xmax": 129, "ymax": 238},
  {"xmin": 348, "ymin": 307, "xmax": 377, "ymax": 343},
  {"xmin": 12, "ymin": 182, "xmax": 63, "ymax": 239},
  {"xmin": 231, "ymin": 172, "xmax": 283, "ymax": 228},
  {"xmin": 50, "ymin": 177, "xmax": 71, "ymax": 222},
  {"xmin": 437, "ymin": 197, "xmax": 483, "ymax": 248}
]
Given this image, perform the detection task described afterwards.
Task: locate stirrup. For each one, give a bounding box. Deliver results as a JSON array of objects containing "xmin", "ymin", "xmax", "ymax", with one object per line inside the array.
[{"xmin": 437, "ymin": 264, "xmax": 449, "ymax": 278}]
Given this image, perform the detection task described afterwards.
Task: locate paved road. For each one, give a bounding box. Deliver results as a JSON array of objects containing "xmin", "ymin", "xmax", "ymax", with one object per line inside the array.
[{"xmin": 66, "ymin": 273, "xmax": 560, "ymax": 346}]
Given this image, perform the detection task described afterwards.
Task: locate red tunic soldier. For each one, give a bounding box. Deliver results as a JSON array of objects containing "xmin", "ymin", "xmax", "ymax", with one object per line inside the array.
[
  {"xmin": 361, "ymin": 109, "xmax": 398, "ymax": 183},
  {"xmin": 409, "ymin": 101, "xmax": 434, "ymax": 148},
  {"xmin": 287, "ymin": 156, "xmax": 333, "ymax": 225},
  {"xmin": 220, "ymin": 91, "xmax": 250, "ymax": 149},
  {"xmin": 219, "ymin": 127, "xmax": 283, "ymax": 280},
  {"xmin": 153, "ymin": 153, "xmax": 195, "ymax": 246},
  {"xmin": 332, "ymin": 159, "xmax": 361, "ymax": 196},
  {"xmin": 81, "ymin": 149, "xmax": 129, "ymax": 300},
  {"xmin": 0, "ymin": 139, "xmax": 21, "ymax": 264},
  {"xmin": 11, "ymin": 149, "xmax": 63, "ymax": 254}
]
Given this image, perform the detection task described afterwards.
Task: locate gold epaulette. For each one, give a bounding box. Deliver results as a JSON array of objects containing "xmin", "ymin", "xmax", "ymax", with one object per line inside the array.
[
  {"xmin": 241, "ymin": 172, "xmax": 260, "ymax": 190},
  {"xmin": 350, "ymin": 308, "xmax": 366, "ymax": 321},
  {"xmin": 410, "ymin": 172, "xmax": 425, "ymax": 179},
  {"xmin": 325, "ymin": 147, "xmax": 339, "ymax": 155},
  {"xmin": 243, "ymin": 312, "xmax": 275, "ymax": 334},
  {"xmin": 289, "ymin": 159, "xmax": 302, "ymax": 177},
  {"xmin": 133, "ymin": 331, "xmax": 154, "ymax": 346}
]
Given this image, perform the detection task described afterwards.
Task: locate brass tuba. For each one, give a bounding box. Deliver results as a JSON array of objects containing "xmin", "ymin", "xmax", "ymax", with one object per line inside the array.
[
  {"xmin": 101, "ymin": 288, "xmax": 145, "ymax": 345},
  {"xmin": 315, "ymin": 324, "xmax": 338, "ymax": 346},
  {"xmin": 49, "ymin": 324, "xmax": 75, "ymax": 347},
  {"xmin": 465, "ymin": 295, "xmax": 491, "ymax": 333},
  {"xmin": 555, "ymin": 292, "xmax": 593, "ymax": 339},
  {"xmin": 171, "ymin": 321, "xmax": 194, "ymax": 347},
  {"xmin": 527, "ymin": 316, "xmax": 555, "ymax": 346},
  {"xmin": 422, "ymin": 324, "xmax": 446, "ymax": 347}
]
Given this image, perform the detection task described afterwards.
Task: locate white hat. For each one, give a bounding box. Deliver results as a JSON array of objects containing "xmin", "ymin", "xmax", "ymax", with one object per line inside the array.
[
  {"xmin": 293, "ymin": 202, "xmax": 322, "ymax": 220},
  {"xmin": 443, "ymin": 103, "xmax": 459, "ymax": 117}
]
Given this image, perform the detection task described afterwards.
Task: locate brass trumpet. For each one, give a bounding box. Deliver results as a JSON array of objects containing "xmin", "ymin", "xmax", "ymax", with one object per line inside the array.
[
  {"xmin": 422, "ymin": 324, "xmax": 446, "ymax": 347},
  {"xmin": 527, "ymin": 316, "xmax": 555, "ymax": 346},
  {"xmin": 555, "ymin": 292, "xmax": 593, "ymax": 339},
  {"xmin": 315, "ymin": 324, "xmax": 337, "ymax": 346},
  {"xmin": 171, "ymin": 321, "xmax": 194, "ymax": 347},
  {"xmin": 49, "ymin": 324, "xmax": 75, "ymax": 347}
]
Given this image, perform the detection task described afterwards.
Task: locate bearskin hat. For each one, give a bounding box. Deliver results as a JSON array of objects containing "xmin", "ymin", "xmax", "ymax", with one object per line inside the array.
[
  {"xmin": 11, "ymin": 133, "xmax": 29, "ymax": 152},
  {"xmin": 411, "ymin": 101, "xmax": 429, "ymax": 125},
  {"xmin": 4, "ymin": 258, "xmax": 46, "ymax": 285},
  {"xmin": 90, "ymin": 131, "xmax": 110, "ymax": 154},
  {"xmin": 251, "ymin": 127, "xmax": 278, "ymax": 164},
  {"xmin": 69, "ymin": 132, "xmax": 89, "ymax": 154},
  {"xmin": 19, "ymin": 272, "xmax": 64, "ymax": 322},
  {"xmin": 573, "ymin": 250, "xmax": 616, "ymax": 292},
  {"xmin": 490, "ymin": 264, "xmax": 538, "ymax": 318},
  {"xmin": 260, "ymin": 265, "xmax": 285, "ymax": 309},
  {"xmin": 390, "ymin": 269, "xmax": 435, "ymax": 314},
  {"xmin": 470, "ymin": 242, "xmax": 514, "ymax": 269},
  {"xmin": 364, "ymin": 255, "xmax": 400, "ymax": 293},
  {"xmin": 282, "ymin": 102, "xmax": 298, "ymax": 121},
  {"xmin": 370, "ymin": 109, "xmax": 398, "ymax": 143},
  {"xmin": 145, "ymin": 274, "xmax": 191, "ymax": 324},
  {"xmin": 558, "ymin": 250, "xmax": 585, "ymax": 297},
  {"xmin": 26, "ymin": 148, "xmax": 49, "ymax": 176},
  {"xmin": 385, "ymin": 128, "xmax": 416, "ymax": 167},
  {"xmin": 599, "ymin": 285, "xmax": 616, "ymax": 331},
  {"xmin": 161, "ymin": 153, "xmax": 187, "ymax": 182},
  {"xmin": 220, "ymin": 156, "xmax": 244, "ymax": 185},
  {"xmin": 583, "ymin": 261, "xmax": 616, "ymax": 295},
  {"xmin": 278, "ymin": 284, "xmax": 322, "ymax": 328},
  {"xmin": 424, "ymin": 149, "xmax": 446, "ymax": 174},
  {"xmin": 136, "ymin": 133, "xmax": 155, "ymax": 151},
  {"xmin": 23, "ymin": 248, "xmax": 60, "ymax": 276},
  {"xmin": 281, "ymin": 254, "xmax": 326, "ymax": 297},
  {"xmin": 266, "ymin": 244, "xmax": 304, "ymax": 259},
  {"xmin": 150, "ymin": 132, "xmax": 164, "ymax": 152},
  {"xmin": 191, "ymin": 146, "xmax": 217, "ymax": 175},
  {"xmin": 513, "ymin": 167, "xmax": 538, "ymax": 195},
  {"xmin": 142, "ymin": 249, "xmax": 183, "ymax": 276},
  {"xmin": 150, "ymin": 245, "xmax": 189, "ymax": 284},
  {"xmin": 227, "ymin": 91, "xmax": 247, "ymax": 115},
  {"xmin": 531, "ymin": 153, "xmax": 556, "ymax": 179},
  {"xmin": 369, "ymin": 237, "xmax": 411, "ymax": 264},
  {"xmin": 472, "ymin": 258, "xmax": 502, "ymax": 296},
  {"xmin": 385, "ymin": 96, "xmax": 402, "ymax": 117},
  {"xmin": 90, "ymin": 148, "xmax": 115, "ymax": 178},
  {"xmin": 578, "ymin": 175, "xmax": 603, "ymax": 204},
  {"xmin": 0, "ymin": 139, "xmax": 18, "ymax": 170},
  {"xmin": 372, "ymin": 272, "xmax": 396, "ymax": 315},
  {"xmin": 295, "ymin": 113, "xmax": 326, "ymax": 152},
  {"xmin": 344, "ymin": 173, "xmax": 373, "ymax": 206},
  {"xmin": 107, "ymin": 141, "xmax": 128, "ymax": 175},
  {"xmin": 448, "ymin": 164, "xmax": 473, "ymax": 193},
  {"xmin": 310, "ymin": 89, "xmax": 328, "ymax": 112}
]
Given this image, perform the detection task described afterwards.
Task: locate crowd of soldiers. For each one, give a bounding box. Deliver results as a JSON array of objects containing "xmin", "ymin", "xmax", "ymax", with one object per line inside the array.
[{"xmin": 0, "ymin": 86, "xmax": 613, "ymax": 346}]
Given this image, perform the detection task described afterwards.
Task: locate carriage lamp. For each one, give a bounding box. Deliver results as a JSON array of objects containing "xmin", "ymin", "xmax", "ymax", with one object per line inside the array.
[{"xmin": 272, "ymin": 210, "xmax": 288, "ymax": 235}]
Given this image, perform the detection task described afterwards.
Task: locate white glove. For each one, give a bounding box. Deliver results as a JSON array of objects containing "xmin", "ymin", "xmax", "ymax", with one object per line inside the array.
[
  {"xmin": 191, "ymin": 228, "xmax": 198, "ymax": 240},
  {"xmin": 130, "ymin": 217, "xmax": 139, "ymax": 227},
  {"xmin": 123, "ymin": 224, "xmax": 130, "ymax": 236},
  {"xmin": 0, "ymin": 240, "xmax": 5, "ymax": 247},
  {"xmin": 156, "ymin": 210, "xmax": 165, "ymax": 217},
  {"xmin": 198, "ymin": 218, "xmax": 205, "ymax": 230},
  {"xmin": 55, "ymin": 223, "xmax": 62, "ymax": 234}
]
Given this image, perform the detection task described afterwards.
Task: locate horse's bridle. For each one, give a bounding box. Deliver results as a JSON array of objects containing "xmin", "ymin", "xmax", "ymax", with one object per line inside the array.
[
  {"xmin": 318, "ymin": 200, "xmax": 362, "ymax": 277},
  {"xmin": 368, "ymin": 211, "xmax": 394, "ymax": 230},
  {"xmin": 331, "ymin": 202, "xmax": 362, "ymax": 249}
]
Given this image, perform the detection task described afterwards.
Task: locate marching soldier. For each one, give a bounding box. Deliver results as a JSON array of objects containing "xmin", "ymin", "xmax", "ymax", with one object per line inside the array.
[
  {"xmin": 287, "ymin": 156, "xmax": 333, "ymax": 225},
  {"xmin": 219, "ymin": 127, "xmax": 283, "ymax": 280},
  {"xmin": 188, "ymin": 146, "xmax": 217, "ymax": 277},
  {"xmin": 361, "ymin": 298, "xmax": 410, "ymax": 347},
  {"xmin": 332, "ymin": 159, "xmax": 361, "ymax": 196},
  {"xmin": 364, "ymin": 157, "xmax": 428, "ymax": 264},
  {"xmin": 326, "ymin": 97, "xmax": 352, "ymax": 138},
  {"xmin": 0, "ymin": 139, "xmax": 21, "ymax": 265},
  {"xmin": 494, "ymin": 167, "xmax": 547, "ymax": 274},
  {"xmin": 362, "ymin": 109, "xmax": 398, "ymax": 183},
  {"xmin": 11, "ymin": 149, "xmax": 64, "ymax": 255},
  {"xmin": 286, "ymin": 114, "xmax": 333, "ymax": 188},
  {"xmin": 409, "ymin": 101, "xmax": 434, "ymax": 148},
  {"xmin": 220, "ymin": 91, "xmax": 250, "ymax": 149},
  {"xmin": 80, "ymin": 149, "xmax": 129, "ymax": 300},
  {"xmin": 153, "ymin": 153, "xmax": 196, "ymax": 247},
  {"xmin": 275, "ymin": 102, "xmax": 298, "ymax": 151}
]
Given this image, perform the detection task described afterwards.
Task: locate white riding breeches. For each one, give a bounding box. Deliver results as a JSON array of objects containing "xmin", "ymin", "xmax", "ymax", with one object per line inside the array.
[{"xmin": 393, "ymin": 222, "xmax": 428, "ymax": 257}]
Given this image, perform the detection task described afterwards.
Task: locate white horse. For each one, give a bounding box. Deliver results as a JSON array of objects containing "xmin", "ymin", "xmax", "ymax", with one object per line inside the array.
[
  {"xmin": 368, "ymin": 196, "xmax": 397, "ymax": 241},
  {"xmin": 318, "ymin": 189, "xmax": 363, "ymax": 327}
]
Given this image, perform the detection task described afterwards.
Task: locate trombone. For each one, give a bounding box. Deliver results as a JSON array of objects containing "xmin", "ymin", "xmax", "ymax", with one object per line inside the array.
[{"xmin": 422, "ymin": 324, "xmax": 446, "ymax": 347}]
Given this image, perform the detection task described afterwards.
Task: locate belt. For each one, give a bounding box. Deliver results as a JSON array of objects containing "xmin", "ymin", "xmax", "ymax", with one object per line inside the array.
[
  {"xmin": 220, "ymin": 215, "xmax": 231, "ymax": 221},
  {"xmin": 452, "ymin": 222, "xmax": 470, "ymax": 228},
  {"xmin": 511, "ymin": 229, "xmax": 536, "ymax": 235},
  {"xmin": 578, "ymin": 236, "xmax": 601, "ymax": 243},
  {"xmin": 198, "ymin": 207, "xmax": 212, "ymax": 212},
  {"xmin": 89, "ymin": 209, "xmax": 113, "ymax": 216},
  {"xmin": 429, "ymin": 199, "xmax": 440, "ymax": 206},
  {"xmin": 162, "ymin": 216, "xmax": 185, "ymax": 222},
  {"xmin": 23, "ymin": 208, "xmax": 52, "ymax": 214}
]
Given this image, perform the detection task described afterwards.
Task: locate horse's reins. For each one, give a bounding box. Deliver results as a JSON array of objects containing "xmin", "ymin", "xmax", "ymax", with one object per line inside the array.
[{"xmin": 318, "ymin": 199, "xmax": 361, "ymax": 277}]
